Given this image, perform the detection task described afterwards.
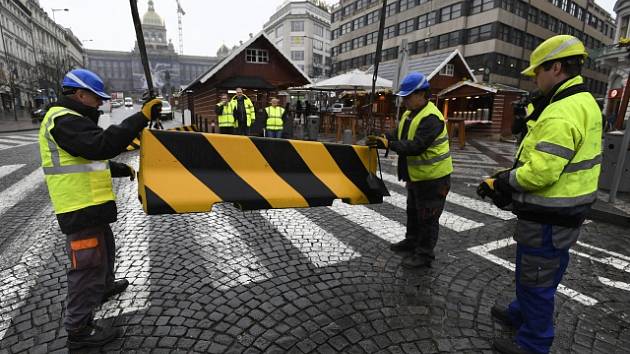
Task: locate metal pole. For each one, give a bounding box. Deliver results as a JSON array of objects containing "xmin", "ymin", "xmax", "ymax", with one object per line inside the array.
[
  {"xmin": 608, "ymin": 69, "xmax": 630, "ymax": 203},
  {"xmin": 366, "ymin": 0, "xmax": 388, "ymax": 136}
]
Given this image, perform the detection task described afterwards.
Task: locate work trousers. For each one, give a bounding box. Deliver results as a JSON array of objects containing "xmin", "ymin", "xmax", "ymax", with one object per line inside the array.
[
  {"xmin": 265, "ymin": 129, "xmax": 283, "ymax": 138},
  {"xmin": 63, "ymin": 224, "xmax": 115, "ymax": 330},
  {"xmin": 507, "ymin": 219, "xmax": 580, "ymax": 354},
  {"xmin": 219, "ymin": 126, "xmax": 235, "ymax": 135},
  {"xmin": 405, "ymin": 177, "xmax": 450, "ymax": 259}
]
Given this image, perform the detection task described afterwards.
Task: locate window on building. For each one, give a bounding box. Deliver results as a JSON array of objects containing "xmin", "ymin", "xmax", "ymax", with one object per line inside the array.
[
  {"xmin": 398, "ymin": 18, "xmax": 416, "ymax": 35},
  {"xmin": 384, "ymin": 25, "xmax": 397, "ymax": 39},
  {"xmin": 291, "ymin": 50, "xmax": 304, "ymax": 61},
  {"xmin": 440, "ymin": 3, "xmax": 462, "ymax": 22},
  {"xmin": 351, "ymin": 37, "xmax": 364, "ymax": 50},
  {"xmin": 620, "ymin": 15, "xmax": 630, "ymax": 40},
  {"xmin": 417, "ymin": 12, "xmax": 436, "ymax": 29},
  {"xmin": 313, "ymin": 53, "xmax": 323, "ymax": 65},
  {"xmin": 342, "ymin": 3, "xmax": 354, "ymax": 17},
  {"xmin": 366, "ymin": 9, "xmax": 379, "ymax": 25},
  {"xmin": 341, "ymin": 22, "xmax": 353, "ymax": 35},
  {"xmin": 470, "ymin": 0, "xmax": 495, "ymax": 14},
  {"xmin": 313, "ymin": 39, "xmax": 324, "ymax": 50},
  {"xmin": 353, "ymin": 17, "xmax": 365, "ymax": 30},
  {"xmin": 291, "ymin": 21, "xmax": 304, "ymax": 32},
  {"xmin": 291, "ymin": 36, "xmax": 304, "ymax": 45},
  {"xmin": 438, "ymin": 31, "xmax": 462, "ymax": 49},
  {"xmin": 399, "ymin": 0, "xmax": 415, "ymax": 12},
  {"xmin": 386, "ymin": 2, "xmax": 397, "ymax": 17},
  {"xmin": 528, "ymin": 7, "xmax": 538, "ymax": 23},
  {"xmin": 341, "ymin": 41, "xmax": 352, "ymax": 53},
  {"xmin": 381, "ymin": 46, "xmax": 398, "ymax": 61},
  {"xmin": 440, "ymin": 63, "xmax": 455, "ymax": 76},
  {"xmin": 365, "ymin": 31, "xmax": 378, "ymax": 45},
  {"xmin": 314, "ymin": 24, "xmax": 324, "ymax": 37},
  {"xmin": 468, "ymin": 23, "xmax": 494, "ymax": 44},
  {"xmin": 246, "ymin": 49, "xmax": 269, "ymax": 63}
]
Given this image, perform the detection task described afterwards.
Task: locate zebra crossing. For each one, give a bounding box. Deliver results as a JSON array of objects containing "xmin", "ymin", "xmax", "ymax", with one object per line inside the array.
[{"xmin": 0, "ymin": 133, "xmax": 38, "ymax": 151}]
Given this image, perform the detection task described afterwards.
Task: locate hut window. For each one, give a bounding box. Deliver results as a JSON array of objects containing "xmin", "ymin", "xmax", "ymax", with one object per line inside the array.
[
  {"xmin": 440, "ymin": 64, "xmax": 454, "ymax": 77},
  {"xmin": 246, "ymin": 49, "xmax": 269, "ymax": 63}
]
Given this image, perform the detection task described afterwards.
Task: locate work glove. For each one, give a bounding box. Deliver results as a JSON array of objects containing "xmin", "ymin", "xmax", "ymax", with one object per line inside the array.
[
  {"xmin": 476, "ymin": 178, "xmax": 512, "ymax": 209},
  {"xmin": 126, "ymin": 165, "xmax": 136, "ymax": 181},
  {"xmin": 141, "ymin": 98, "xmax": 162, "ymax": 121},
  {"xmin": 366, "ymin": 134, "xmax": 388, "ymax": 149}
]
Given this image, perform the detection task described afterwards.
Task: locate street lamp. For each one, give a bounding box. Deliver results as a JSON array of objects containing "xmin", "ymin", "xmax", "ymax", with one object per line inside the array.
[{"xmin": 51, "ymin": 8, "xmax": 69, "ymax": 22}]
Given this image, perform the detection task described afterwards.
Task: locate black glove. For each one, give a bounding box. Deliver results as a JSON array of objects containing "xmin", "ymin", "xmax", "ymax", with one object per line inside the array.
[
  {"xmin": 126, "ymin": 165, "xmax": 136, "ymax": 181},
  {"xmin": 109, "ymin": 162, "xmax": 136, "ymax": 181},
  {"xmin": 476, "ymin": 178, "xmax": 512, "ymax": 209}
]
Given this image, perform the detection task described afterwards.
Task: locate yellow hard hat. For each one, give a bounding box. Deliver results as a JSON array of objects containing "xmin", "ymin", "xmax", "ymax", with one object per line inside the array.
[{"xmin": 521, "ymin": 35, "xmax": 588, "ymax": 77}]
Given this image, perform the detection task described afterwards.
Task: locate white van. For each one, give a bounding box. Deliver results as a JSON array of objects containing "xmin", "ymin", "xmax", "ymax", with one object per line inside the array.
[{"xmin": 124, "ymin": 97, "xmax": 133, "ymax": 107}]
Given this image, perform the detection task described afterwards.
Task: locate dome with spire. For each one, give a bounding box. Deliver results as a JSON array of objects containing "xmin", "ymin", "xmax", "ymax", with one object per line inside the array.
[{"xmin": 142, "ymin": 0, "xmax": 164, "ymax": 27}]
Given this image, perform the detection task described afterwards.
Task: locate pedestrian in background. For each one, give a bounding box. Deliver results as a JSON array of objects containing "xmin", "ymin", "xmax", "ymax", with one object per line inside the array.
[
  {"xmin": 38, "ymin": 68, "xmax": 162, "ymax": 349},
  {"xmin": 231, "ymin": 87, "xmax": 255, "ymax": 135},
  {"xmin": 368, "ymin": 71, "xmax": 452, "ymax": 269},
  {"xmin": 215, "ymin": 93, "xmax": 235, "ymax": 134},
  {"xmin": 263, "ymin": 97, "xmax": 285, "ymax": 138},
  {"xmin": 477, "ymin": 35, "xmax": 602, "ymax": 354}
]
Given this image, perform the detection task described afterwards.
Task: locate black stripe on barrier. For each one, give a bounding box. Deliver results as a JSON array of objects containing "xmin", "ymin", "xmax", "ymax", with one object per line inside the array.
[
  {"xmin": 324, "ymin": 144, "xmax": 383, "ymax": 204},
  {"xmin": 145, "ymin": 185, "xmax": 176, "ymax": 214},
  {"xmin": 152, "ymin": 130, "xmax": 271, "ymax": 210},
  {"xmin": 251, "ymin": 137, "xmax": 337, "ymax": 207}
]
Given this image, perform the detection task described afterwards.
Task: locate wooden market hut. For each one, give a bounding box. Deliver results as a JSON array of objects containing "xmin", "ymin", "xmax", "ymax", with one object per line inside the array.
[
  {"xmin": 180, "ymin": 32, "xmax": 311, "ymax": 133},
  {"xmin": 436, "ymin": 81, "xmax": 527, "ymax": 139}
]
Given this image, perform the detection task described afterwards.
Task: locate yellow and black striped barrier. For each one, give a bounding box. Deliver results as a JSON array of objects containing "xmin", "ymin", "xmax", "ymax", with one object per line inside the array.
[
  {"xmin": 137, "ymin": 129, "xmax": 386, "ymax": 214},
  {"xmin": 126, "ymin": 125, "xmax": 198, "ymax": 151}
]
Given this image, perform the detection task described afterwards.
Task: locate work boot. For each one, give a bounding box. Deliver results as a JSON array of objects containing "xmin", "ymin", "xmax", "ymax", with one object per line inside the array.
[
  {"xmin": 102, "ymin": 279, "xmax": 129, "ymax": 304},
  {"xmin": 390, "ymin": 239, "xmax": 414, "ymax": 253},
  {"xmin": 401, "ymin": 254, "xmax": 432, "ymax": 269},
  {"xmin": 491, "ymin": 305, "xmax": 515, "ymax": 329},
  {"xmin": 492, "ymin": 338, "xmax": 535, "ymax": 354},
  {"xmin": 66, "ymin": 323, "xmax": 121, "ymax": 349}
]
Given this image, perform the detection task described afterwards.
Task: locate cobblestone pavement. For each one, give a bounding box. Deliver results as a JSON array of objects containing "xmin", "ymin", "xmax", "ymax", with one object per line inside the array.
[{"xmin": 0, "ymin": 137, "xmax": 629, "ymax": 353}]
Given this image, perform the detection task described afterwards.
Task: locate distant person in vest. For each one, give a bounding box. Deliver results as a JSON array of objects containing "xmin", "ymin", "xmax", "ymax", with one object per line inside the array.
[
  {"xmin": 215, "ymin": 93, "xmax": 235, "ymax": 134},
  {"xmin": 263, "ymin": 97, "xmax": 286, "ymax": 138},
  {"xmin": 38, "ymin": 69, "xmax": 161, "ymax": 349},
  {"xmin": 231, "ymin": 87, "xmax": 255, "ymax": 135},
  {"xmin": 477, "ymin": 35, "xmax": 601, "ymax": 354},
  {"xmin": 367, "ymin": 71, "xmax": 452, "ymax": 269}
]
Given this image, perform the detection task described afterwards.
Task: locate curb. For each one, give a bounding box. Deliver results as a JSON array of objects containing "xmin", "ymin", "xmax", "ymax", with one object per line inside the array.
[
  {"xmin": 0, "ymin": 127, "xmax": 40, "ymax": 133},
  {"xmin": 588, "ymin": 200, "xmax": 630, "ymax": 228}
]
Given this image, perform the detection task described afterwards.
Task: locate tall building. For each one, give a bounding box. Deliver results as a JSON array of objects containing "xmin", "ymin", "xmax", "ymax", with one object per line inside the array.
[
  {"xmin": 263, "ymin": 0, "xmax": 332, "ymax": 79},
  {"xmin": 596, "ymin": 0, "xmax": 630, "ymax": 121},
  {"xmin": 0, "ymin": 0, "xmax": 35, "ymax": 111},
  {"xmin": 330, "ymin": 0, "xmax": 615, "ymax": 95},
  {"xmin": 85, "ymin": 0, "xmax": 218, "ymax": 98}
]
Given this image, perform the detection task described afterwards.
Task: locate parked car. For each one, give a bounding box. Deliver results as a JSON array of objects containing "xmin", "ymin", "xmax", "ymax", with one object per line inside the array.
[
  {"xmin": 160, "ymin": 100, "xmax": 173, "ymax": 120},
  {"xmin": 31, "ymin": 108, "xmax": 46, "ymax": 123},
  {"xmin": 329, "ymin": 103, "xmax": 344, "ymax": 113},
  {"xmin": 111, "ymin": 100, "xmax": 123, "ymax": 108},
  {"xmin": 124, "ymin": 97, "xmax": 133, "ymax": 107}
]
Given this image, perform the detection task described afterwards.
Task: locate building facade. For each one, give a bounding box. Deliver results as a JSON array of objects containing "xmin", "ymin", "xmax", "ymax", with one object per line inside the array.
[
  {"xmin": 596, "ymin": 0, "xmax": 630, "ymax": 123},
  {"xmin": 330, "ymin": 0, "xmax": 615, "ymax": 96},
  {"xmin": 85, "ymin": 1, "xmax": 217, "ymax": 99},
  {"xmin": 263, "ymin": 0, "xmax": 332, "ymax": 79},
  {"xmin": 0, "ymin": 0, "xmax": 35, "ymax": 111}
]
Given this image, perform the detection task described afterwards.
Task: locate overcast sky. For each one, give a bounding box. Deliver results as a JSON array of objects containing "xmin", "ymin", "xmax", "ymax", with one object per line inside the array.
[{"xmin": 38, "ymin": 0, "xmax": 618, "ymax": 57}]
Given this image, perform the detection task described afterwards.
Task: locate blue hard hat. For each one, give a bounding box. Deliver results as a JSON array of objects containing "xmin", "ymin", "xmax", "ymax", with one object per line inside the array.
[
  {"xmin": 396, "ymin": 72, "xmax": 430, "ymax": 97},
  {"xmin": 62, "ymin": 69, "xmax": 111, "ymax": 100}
]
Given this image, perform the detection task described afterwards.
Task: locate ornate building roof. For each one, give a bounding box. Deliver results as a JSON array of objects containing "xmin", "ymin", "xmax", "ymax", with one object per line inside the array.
[{"xmin": 142, "ymin": 0, "xmax": 164, "ymax": 27}]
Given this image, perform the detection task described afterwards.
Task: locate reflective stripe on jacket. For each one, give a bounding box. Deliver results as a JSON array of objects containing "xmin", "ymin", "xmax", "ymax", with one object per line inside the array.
[
  {"xmin": 397, "ymin": 101, "xmax": 453, "ymax": 181},
  {"xmin": 265, "ymin": 106, "xmax": 285, "ymax": 130},
  {"xmin": 231, "ymin": 95, "xmax": 255, "ymax": 127},
  {"xmin": 217, "ymin": 101, "xmax": 236, "ymax": 127},
  {"xmin": 39, "ymin": 106, "xmax": 115, "ymax": 214},
  {"xmin": 510, "ymin": 76, "xmax": 601, "ymax": 209}
]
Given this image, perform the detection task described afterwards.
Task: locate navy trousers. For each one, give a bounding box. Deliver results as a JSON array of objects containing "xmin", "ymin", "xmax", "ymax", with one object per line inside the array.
[{"xmin": 506, "ymin": 220, "xmax": 579, "ymax": 354}]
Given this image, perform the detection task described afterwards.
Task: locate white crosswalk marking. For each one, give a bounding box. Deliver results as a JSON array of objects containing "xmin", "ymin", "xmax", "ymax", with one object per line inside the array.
[
  {"xmin": 261, "ymin": 208, "xmax": 360, "ymax": 267},
  {"xmin": 468, "ymin": 237, "xmax": 599, "ymax": 306},
  {"xmin": 331, "ymin": 200, "xmax": 406, "ymax": 244},
  {"xmin": 0, "ymin": 168, "xmax": 43, "ymax": 216},
  {"xmin": 598, "ymin": 277, "xmax": 630, "ymax": 292},
  {"xmin": 0, "ymin": 133, "xmax": 39, "ymax": 150},
  {"xmin": 0, "ymin": 164, "xmax": 25, "ymax": 179},
  {"xmin": 380, "ymin": 171, "xmax": 515, "ymax": 221}
]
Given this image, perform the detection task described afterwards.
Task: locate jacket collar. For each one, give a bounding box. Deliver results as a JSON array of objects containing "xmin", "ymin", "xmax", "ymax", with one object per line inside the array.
[
  {"xmin": 53, "ymin": 96, "xmax": 102, "ymax": 123},
  {"xmin": 550, "ymin": 75, "xmax": 583, "ymax": 102}
]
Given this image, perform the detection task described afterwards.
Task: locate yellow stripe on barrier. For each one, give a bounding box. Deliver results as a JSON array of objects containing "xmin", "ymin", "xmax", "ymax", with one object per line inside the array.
[
  {"xmin": 126, "ymin": 125, "xmax": 197, "ymax": 151},
  {"xmin": 139, "ymin": 130, "xmax": 222, "ymax": 213},
  {"xmin": 289, "ymin": 140, "xmax": 369, "ymax": 204},
  {"xmin": 205, "ymin": 134, "xmax": 309, "ymax": 208}
]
